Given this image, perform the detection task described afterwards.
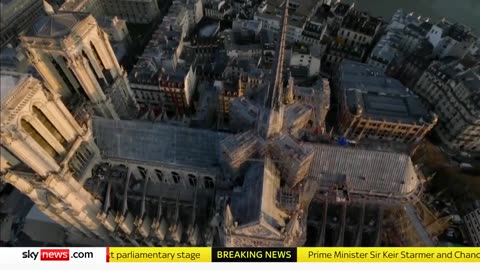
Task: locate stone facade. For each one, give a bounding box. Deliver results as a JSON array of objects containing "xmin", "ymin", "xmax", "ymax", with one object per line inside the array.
[
  {"xmin": 414, "ymin": 60, "xmax": 480, "ymax": 152},
  {"xmin": 334, "ymin": 60, "xmax": 437, "ymax": 144},
  {"xmin": 1, "ymin": 72, "xmax": 219, "ymax": 246},
  {"xmin": 20, "ymin": 13, "xmax": 139, "ymax": 120},
  {"xmin": 1, "ymin": 72, "xmax": 113, "ymax": 244}
]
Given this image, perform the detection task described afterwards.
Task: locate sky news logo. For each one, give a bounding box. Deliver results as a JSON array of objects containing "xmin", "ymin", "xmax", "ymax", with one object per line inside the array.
[
  {"xmin": 22, "ymin": 249, "xmax": 93, "ymax": 261},
  {"xmin": 22, "ymin": 249, "xmax": 69, "ymax": 261}
]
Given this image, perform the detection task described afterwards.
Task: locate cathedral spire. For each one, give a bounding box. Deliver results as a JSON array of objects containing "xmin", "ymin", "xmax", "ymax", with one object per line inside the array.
[
  {"xmin": 264, "ymin": 0, "xmax": 289, "ymax": 110},
  {"xmin": 258, "ymin": 0, "xmax": 290, "ymax": 139}
]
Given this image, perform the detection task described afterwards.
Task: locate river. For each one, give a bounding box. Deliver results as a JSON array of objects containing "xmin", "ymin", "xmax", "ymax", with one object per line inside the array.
[{"xmin": 342, "ymin": 0, "xmax": 479, "ymax": 34}]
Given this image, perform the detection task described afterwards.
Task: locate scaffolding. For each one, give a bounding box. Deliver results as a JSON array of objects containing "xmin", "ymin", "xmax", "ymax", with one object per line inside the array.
[
  {"xmin": 219, "ymin": 130, "xmax": 259, "ymax": 174},
  {"xmin": 270, "ymin": 134, "xmax": 314, "ymax": 188},
  {"xmin": 385, "ymin": 201, "xmax": 450, "ymax": 246}
]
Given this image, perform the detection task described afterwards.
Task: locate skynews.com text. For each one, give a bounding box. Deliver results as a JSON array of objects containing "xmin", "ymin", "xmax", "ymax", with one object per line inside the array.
[{"xmin": 22, "ymin": 249, "xmax": 94, "ymax": 261}]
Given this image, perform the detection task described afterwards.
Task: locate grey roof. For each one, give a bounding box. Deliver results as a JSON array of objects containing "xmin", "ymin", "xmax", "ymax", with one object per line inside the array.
[
  {"xmin": 332, "ymin": 2, "xmax": 351, "ymax": 17},
  {"xmin": 231, "ymin": 160, "xmax": 285, "ymax": 230},
  {"xmin": 338, "ymin": 60, "xmax": 432, "ymax": 123},
  {"xmin": 30, "ymin": 13, "xmax": 87, "ymax": 38},
  {"xmin": 0, "ymin": 46, "xmax": 17, "ymax": 63},
  {"xmin": 347, "ymin": 91, "xmax": 430, "ymax": 122},
  {"xmin": 232, "ymin": 19, "xmax": 262, "ymax": 33},
  {"xmin": 198, "ymin": 22, "xmax": 220, "ymax": 38},
  {"xmin": 230, "ymin": 97, "xmax": 259, "ymax": 118},
  {"xmin": 369, "ymin": 30, "xmax": 403, "ymax": 63},
  {"xmin": 284, "ymin": 103, "xmax": 312, "ymax": 128},
  {"xmin": 459, "ymin": 70, "xmax": 480, "ymax": 91},
  {"xmin": 443, "ymin": 22, "xmax": 476, "ymax": 42},
  {"xmin": 294, "ymin": 79, "xmax": 326, "ymax": 98},
  {"xmin": 310, "ymin": 4, "xmax": 332, "ymax": 24},
  {"xmin": 92, "ymin": 117, "xmax": 227, "ymax": 169},
  {"xmin": 129, "ymin": 58, "xmax": 159, "ymax": 84},
  {"xmin": 307, "ymin": 144, "xmax": 419, "ymax": 197},
  {"xmin": 342, "ymin": 10, "xmax": 382, "ymax": 36},
  {"xmin": 0, "ymin": 71, "xmax": 27, "ymax": 107},
  {"xmin": 230, "ymin": 164, "xmax": 263, "ymax": 225},
  {"xmin": 290, "ymin": 66, "xmax": 309, "ymax": 78},
  {"xmin": 457, "ymin": 69, "xmax": 480, "ymax": 111}
]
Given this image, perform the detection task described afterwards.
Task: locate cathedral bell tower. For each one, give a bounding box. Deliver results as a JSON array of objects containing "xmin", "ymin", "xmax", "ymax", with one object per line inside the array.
[
  {"xmin": 20, "ymin": 13, "xmax": 139, "ymax": 120},
  {"xmin": 1, "ymin": 71, "xmax": 115, "ymax": 244}
]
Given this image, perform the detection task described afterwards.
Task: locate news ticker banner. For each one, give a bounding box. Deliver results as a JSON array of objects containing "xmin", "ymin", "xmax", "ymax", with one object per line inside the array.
[
  {"xmin": 0, "ymin": 247, "xmax": 479, "ymax": 264},
  {"xmin": 109, "ymin": 247, "xmax": 480, "ymax": 263}
]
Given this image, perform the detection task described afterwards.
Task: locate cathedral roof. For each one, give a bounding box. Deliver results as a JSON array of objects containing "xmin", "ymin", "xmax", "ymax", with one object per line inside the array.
[
  {"xmin": 230, "ymin": 158, "xmax": 286, "ymax": 231},
  {"xmin": 307, "ymin": 144, "xmax": 419, "ymax": 197},
  {"xmin": 30, "ymin": 13, "xmax": 88, "ymax": 38},
  {"xmin": 92, "ymin": 117, "xmax": 227, "ymax": 170}
]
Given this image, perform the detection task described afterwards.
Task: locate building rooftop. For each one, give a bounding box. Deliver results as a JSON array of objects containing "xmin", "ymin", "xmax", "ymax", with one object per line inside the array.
[
  {"xmin": 230, "ymin": 158, "xmax": 286, "ymax": 231},
  {"xmin": 128, "ymin": 0, "xmax": 184, "ymax": 74},
  {"xmin": 294, "ymin": 79, "xmax": 326, "ymax": 98},
  {"xmin": 0, "ymin": 71, "xmax": 28, "ymax": 107},
  {"xmin": 1, "ymin": 0, "xmax": 40, "ymax": 26},
  {"xmin": 459, "ymin": 69, "xmax": 480, "ymax": 90},
  {"xmin": 338, "ymin": 60, "xmax": 432, "ymax": 124},
  {"xmin": 284, "ymin": 103, "xmax": 312, "ymax": 128},
  {"xmin": 342, "ymin": 10, "xmax": 382, "ymax": 36},
  {"xmin": 129, "ymin": 58, "xmax": 159, "ymax": 84},
  {"xmin": 256, "ymin": 0, "xmax": 319, "ymax": 30},
  {"xmin": 369, "ymin": 30, "xmax": 403, "ymax": 63},
  {"xmin": 307, "ymin": 144, "xmax": 419, "ymax": 197},
  {"xmin": 232, "ymin": 19, "xmax": 262, "ymax": 33},
  {"xmin": 456, "ymin": 69, "xmax": 480, "ymax": 112},
  {"xmin": 437, "ymin": 20, "xmax": 477, "ymax": 42},
  {"xmin": 310, "ymin": 4, "xmax": 332, "ymax": 24},
  {"xmin": 229, "ymin": 97, "xmax": 260, "ymax": 128},
  {"xmin": 29, "ymin": 13, "xmax": 88, "ymax": 38},
  {"xmin": 290, "ymin": 66, "xmax": 309, "ymax": 79},
  {"xmin": 92, "ymin": 117, "xmax": 227, "ymax": 170},
  {"xmin": 223, "ymin": 29, "xmax": 264, "ymax": 51},
  {"xmin": 332, "ymin": 1, "xmax": 351, "ymax": 17},
  {"xmin": 220, "ymin": 130, "xmax": 259, "ymax": 156},
  {"xmin": 272, "ymin": 134, "xmax": 313, "ymax": 164},
  {"xmin": 429, "ymin": 58, "xmax": 479, "ymax": 87}
]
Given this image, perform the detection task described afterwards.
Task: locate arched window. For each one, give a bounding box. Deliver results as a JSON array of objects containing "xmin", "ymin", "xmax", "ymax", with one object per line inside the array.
[
  {"xmin": 171, "ymin": 172, "xmax": 180, "ymax": 184},
  {"xmin": 188, "ymin": 174, "xmax": 197, "ymax": 187},
  {"xmin": 204, "ymin": 176, "xmax": 214, "ymax": 189},
  {"xmin": 90, "ymin": 41, "xmax": 113, "ymax": 84},
  {"xmin": 32, "ymin": 106, "xmax": 67, "ymax": 147},
  {"xmin": 155, "ymin": 169, "xmax": 164, "ymax": 182},
  {"xmin": 51, "ymin": 56, "xmax": 76, "ymax": 95},
  {"xmin": 90, "ymin": 41, "xmax": 106, "ymax": 70},
  {"xmin": 82, "ymin": 50, "xmax": 107, "ymax": 88},
  {"xmin": 137, "ymin": 166, "xmax": 147, "ymax": 179},
  {"xmin": 21, "ymin": 119, "xmax": 57, "ymax": 158},
  {"xmin": 61, "ymin": 56, "xmax": 88, "ymax": 100}
]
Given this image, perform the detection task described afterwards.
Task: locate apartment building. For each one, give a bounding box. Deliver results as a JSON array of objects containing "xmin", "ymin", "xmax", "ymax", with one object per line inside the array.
[{"xmin": 415, "ymin": 59, "xmax": 480, "ymax": 152}]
